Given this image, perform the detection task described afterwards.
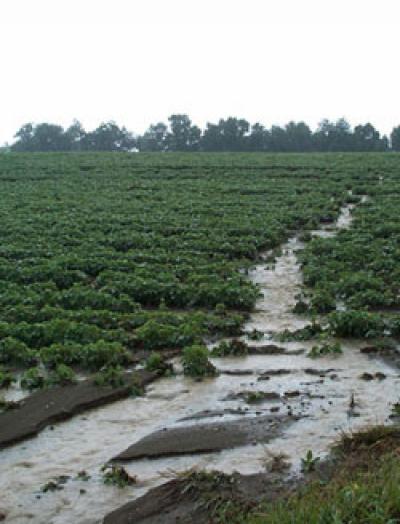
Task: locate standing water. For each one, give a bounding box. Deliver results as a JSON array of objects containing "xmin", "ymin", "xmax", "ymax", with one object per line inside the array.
[{"xmin": 0, "ymin": 202, "xmax": 399, "ymax": 523}]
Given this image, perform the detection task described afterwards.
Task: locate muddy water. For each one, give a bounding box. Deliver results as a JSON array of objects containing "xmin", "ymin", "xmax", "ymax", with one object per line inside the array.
[
  {"xmin": 1, "ymin": 202, "xmax": 399, "ymax": 523},
  {"xmin": 246, "ymin": 235, "xmax": 308, "ymax": 334}
]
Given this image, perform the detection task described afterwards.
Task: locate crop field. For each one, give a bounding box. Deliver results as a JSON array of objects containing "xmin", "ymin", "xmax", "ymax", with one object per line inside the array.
[
  {"xmin": 0, "ymin": 153, "xmax": 397, "ymax": 376},
  {"xmin": 300, "ymin": 172, "xmax": 400, "ymax": 334},
  {"xmin": 1, "ymin": 152, "xmax": 400, "ymax": 524}
]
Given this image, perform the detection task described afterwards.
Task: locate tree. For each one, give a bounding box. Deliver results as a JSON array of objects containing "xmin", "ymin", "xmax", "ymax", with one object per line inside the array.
[
  {"xmin": 34, "ymin": 123, "xmax": 70, "ymax": 151},
  {"xmin": 285, "ymin": 121, "xmax": 313, "ymax": 152},
  {"xmin": 353, "ymin": 123, "xmax": 387, "ymax": 152},
  {"xmin": 200, "ymin": 123, "xmax": 221, "ymax": 152},
  {"xmin": 381, "ymin": 135, "xmax": 390, "ymax": 151},
  {"xmin": 8, "ymin": 115, "xmax": 397, "ymax": 153},
  {"xmin": 12, "ymin": 123, "xmax": 35, "ymax": 151},
  {"xmin": 313, "ymin": 118, "xmax": 353, "ymax": 152},
  {"xmin": 65, "ymin": 120, "xmax": 86, "ymax": 151},
  {"xmin": 391, "ymin": 126, "xmax": 400, "ymax": 151},
  {"xmin": 269, "ymin": 122, "xmax": 313, "ymax": 152},
  {"xmin": 220, "ymin": 117, "xmax": 250, "ymax": 151},
  {"xmin": 12, "ymin": 123, "xmax": 70, "ymax": 152},
  {"xmin": 137, "ymin": 122, "xmax": 168, "ymax": 152},
  {"xmin": 201, "ymin": 118, "xmax": 250, "ymax": 151},
  {"xmin": 247, "ymin": 123, "xmax": 270, "ymax": 151},
  {"xmin": 166, "ymin": 114, "xmax": 201, "ymax": 151},
  {"xmin": 270, "ymin": 125, "xmax": 289, "ymax": 152},
  {"xmin": 82, "ymin": 122, "xmax": 135, "ymax": 151}
]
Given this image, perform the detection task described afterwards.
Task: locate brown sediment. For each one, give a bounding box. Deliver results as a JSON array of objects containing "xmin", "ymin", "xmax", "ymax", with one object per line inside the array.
[
  {"xmin": 258, "ymin": 369, "xmax": 292, "ymax": 380},
  {"xmin": 0, "ymin": 370, "xmax": 157, "ymax": 450},
  {"xmin": 303, "ymin": 368, "xmax": 339, "ymax": 376},
  {"xmin": 284, "ymin": 390, "xmax": 301, "ymax": 398},
  {"xmin": 221, "ymin": 369, "xmax": 254, "ymax": 376},
  {"xmin": 247, "ymin": 344, "xmax": 304, "ymax": 355},
  {"xmin": 112, "ymin": 413, "xmax": 295, "ymax": 462},
  {"xmin": 178, "ymin": 408, "xmax": 252, "ymax": 421},
  {"xmin": 360, "ymin": 346, "xmax": 381, "ymax": 354},
  {"xmin": 103, "ymin": 470, "xmax": 292, "ymax": 524},
  {"xmin": 360, "ymin": 345, "xmax": 400, "ymax": 370}
]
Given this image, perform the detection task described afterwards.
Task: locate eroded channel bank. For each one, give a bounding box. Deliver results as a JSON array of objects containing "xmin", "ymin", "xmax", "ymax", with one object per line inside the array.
[{"xmin": 1, "ymin": 200, "xmax": 399, "ymax": 524}]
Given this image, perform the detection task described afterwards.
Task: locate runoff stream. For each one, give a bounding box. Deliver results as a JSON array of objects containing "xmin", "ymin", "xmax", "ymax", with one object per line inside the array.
[{"xmin": 1, "ymin": 200, "xmax": 399, "ymax": 524}]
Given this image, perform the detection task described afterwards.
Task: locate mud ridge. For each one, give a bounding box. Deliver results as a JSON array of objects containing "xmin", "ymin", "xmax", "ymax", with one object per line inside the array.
[
  {"xmin": 247, "ymin": 344, "xmax": 304, "ymax": 355},
  {"xmin": 113, "ymin": 413, "xmax": 296, "ymax": 461},
  {"xmin": 103, "ymin": 470, "xmax": 293, "ymax": 524},
  {"xmin": 0, "ymin": 370, "xmax": 157, "ymax": 450}
]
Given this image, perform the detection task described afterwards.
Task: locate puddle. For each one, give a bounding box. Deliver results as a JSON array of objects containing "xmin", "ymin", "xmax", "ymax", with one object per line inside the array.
[{"xmin": 1, "ymin": 200, "xmax": 398, "ymax": 523}]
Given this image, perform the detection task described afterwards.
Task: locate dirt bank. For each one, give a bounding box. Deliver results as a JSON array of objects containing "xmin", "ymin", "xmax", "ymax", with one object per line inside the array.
[
  {"xmin": 0, "ymin": 369, "xmax": 157, "ymax": 450},
  {"xmin": 103, "ymin": 470, "xmax": 293, "ymax": 524},
  {"xmin": 113, "ymin": 413, "xmax": 295, "ymax": 461}
]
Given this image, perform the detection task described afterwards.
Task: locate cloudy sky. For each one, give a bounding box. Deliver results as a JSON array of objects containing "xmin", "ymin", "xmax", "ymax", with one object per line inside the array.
[{"xmin": 1, "ymin": 0, "xmax": 399, "ymax": 144}]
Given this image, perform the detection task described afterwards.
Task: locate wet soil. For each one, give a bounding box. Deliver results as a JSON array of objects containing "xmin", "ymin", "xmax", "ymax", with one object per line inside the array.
[
  {"xmin": 361, "ymin": 344, "xmax": 400, "ymax": 370},
  {"xmin": 178, "ymin": 408, "xmax": 252, "ymax": 421},
  {"xmin": 247, "ymin": 344, "xmax": 289, "ymax": 355},
  {"xmin": 103, "ymin": 471, "xmax": 291, "ymax": 524},
  {"xmin": 0, "ymin": 370, "xmax": 156, "ymax": 450},
  {"xmin": 113, "ymin": 413, "xmax": 294, "ymax": 461}
]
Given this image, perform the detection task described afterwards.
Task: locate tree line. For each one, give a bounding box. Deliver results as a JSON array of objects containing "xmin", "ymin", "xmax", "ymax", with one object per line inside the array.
[{"xmin": 7, "ymin": 115, "xmax": 400, "ymax": 152}]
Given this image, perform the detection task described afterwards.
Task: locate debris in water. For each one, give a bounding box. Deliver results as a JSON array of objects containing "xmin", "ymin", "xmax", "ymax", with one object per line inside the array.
[{"xmin": 101, "ymin": 464, "xmax": 137, "ymax": 488}]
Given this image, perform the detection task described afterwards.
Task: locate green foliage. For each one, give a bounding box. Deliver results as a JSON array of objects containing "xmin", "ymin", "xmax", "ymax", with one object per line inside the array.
[
  {"xmin": 242, "ymin": 391, "xmax": 275, "ymax": 404},
  {"xmin": 135, "ymin": 320, "xmax": 180, "ymax": 350},
  {"xmin": 144, "ymin": 351, "xmax": 173, "ymax": 376},
  {"xmin": 211, "ymin": 339, "xmax": 248, "ymax": 357},
  {"xmin": 301, "ymin": 450, "xmax": 321, "ymax": 472},
  {"xmin": 292, "ymin": 299, "xmax": 309, "ymax": 314},
  {"xmin": 94, "ymin": 366, "xmax": 125, "ymax": 388},
  {"xmin": 308, "ymin": 341, "xmax": 343, "ymax": 358},
  {"xmin": 310, "ymin": 288, "xmax": 336, "ymax": 313},
  {"xmin": 391, "ymin": 125, "xmax": 400, "ymax": 151},
  {"xmin": 79, "ymin": 341, "xmax": 130, "ymax": 370},
  {"xmin": 245, "ymin": 328, "xmax": 264, "ymax": 341},
  {"xmin": 0, "ymin": 337, "xmax": 36, "ymax": 366},
  {"xmin": 298, "ymin": 231, "xmax": 312, "ymax": 243},
  {"xmin": 300, "ymin": 181, "xmax": 400, "ymax": 330},
  {"xmin": 10, "ymin": 117, "xmax": 393, "ymax": 153},
  {"xmin": 275, "ymin": 322, "xmax": 323, "ymax": 342},
  {"xmin": 391, "ymin": 403, "xmax": 400, "ymax": 418},
  {"xmin": 215, "ymin": 303, "xmax": 227, "ymax": 316},
  {"xmin": 145, "ymin": 351, "xmax": 163, "ymax": 371},
  {"xmin": 101, "ymin": 464, "xmax": 137, "ymax": 488},
  {"xmin": 246, "ymin": 430, "xmax": 400, "ymax": 524},
  {"xmin": 387, "ymin": 316, "xmax": 400, "ymax": 337},
  {"xmin": 40, "ymin": 340, "xmax": 129, "ymax": 371},
  {"xmin": 20, "ymin": 367, "xmax": 46, "ymax": 390},
  {"xmin": 47, "ymin": 364, "xmax": 76, "ymax": 386},
  {"xmin": 40, "ymin": 475, "xmax": 70, "ymax": 493},
  {"xmin": 182, "ymin": 345, "xmax": 218, "ymax": 378},
  {"xmin": 129, "ymin": 383, "xmax": 145, "ymax": 397},
  {"xmin": 0, "ymin": 367, "xmax": 15, "ymax": 388},
  {"xmin": 328, "ymin": 311, "xmax": 385, "ymax": 338}
]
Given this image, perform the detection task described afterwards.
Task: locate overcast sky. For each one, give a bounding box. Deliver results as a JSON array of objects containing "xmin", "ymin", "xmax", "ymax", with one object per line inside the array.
[{"xmin": 1, "ymin": 0, "xmax": 399, "ymax": 144}]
